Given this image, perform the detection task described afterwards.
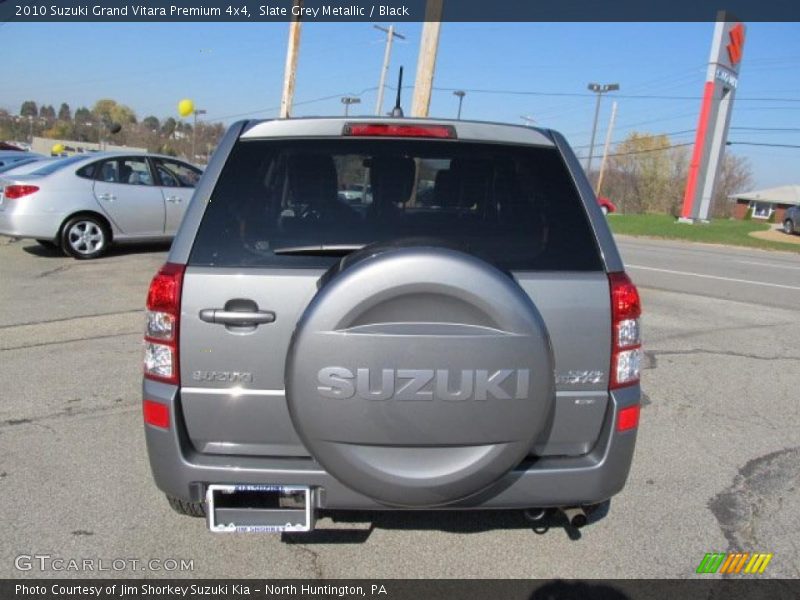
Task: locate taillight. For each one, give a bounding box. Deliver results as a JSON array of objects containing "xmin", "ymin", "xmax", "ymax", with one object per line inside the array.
[
  {"xmin": 143, "ymin": 263, "xmax": 185, "ymax": 385},
  {"xmin": 343, "ymin": 123, "xmax": 457, "ymax": 139},
  {"xmin": 3, "ymin": 185, "xmax": 39, "ymax": 199},
  {"xmin": 609, "ymin": 272, "xmax": 642, "ymax": 390}
]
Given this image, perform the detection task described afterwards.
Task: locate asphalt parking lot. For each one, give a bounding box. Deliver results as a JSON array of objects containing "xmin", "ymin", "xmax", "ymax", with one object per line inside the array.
[{"xmin": 0, "ymin": 234, "xmax": 798, "ymax": 579}]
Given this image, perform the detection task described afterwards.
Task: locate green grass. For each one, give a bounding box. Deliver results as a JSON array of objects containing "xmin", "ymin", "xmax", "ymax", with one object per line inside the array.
[{"xmin": 607, "ymin": 213, "xmax": 800, "ymax": 253}]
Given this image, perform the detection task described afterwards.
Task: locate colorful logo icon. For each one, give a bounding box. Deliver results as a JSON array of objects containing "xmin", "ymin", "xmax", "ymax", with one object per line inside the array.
[
  {"xmin": 727, "ymin": 24, "xmax": 745, "ymax": 65},
  {"xmin": 696, "ymin": 552, "xmax": 772, "ymax": 575}
]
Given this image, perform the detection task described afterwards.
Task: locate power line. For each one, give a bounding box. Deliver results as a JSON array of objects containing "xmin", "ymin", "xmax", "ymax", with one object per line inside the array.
[
  {"xmin": 571, "ymin": 126, "xmax": 800, "ymax": 150},
  {"xmin": 572, "ymin": 129, "xmax": 695, "ymax": 149},
  {"xmin": 575, "ymin": 139, "xmax": 800, "ymax": 160},
  {"xmin": 432, "ymin": 86, "xmax": 800, "ymax": 103},
  {"xmin": 210, "ymin": 87, "xmax": 379, "ymax": 121},
  {"xmin": 730, "ymin": 126, "xmax": 800, "ymax": 132},
  {"xmin": 727, "ymin": 141, "xmax": 800, "ymax": 149},
  {"xmin": 575, "ymin": 142, "xmax": 694, "ymax": 160}
]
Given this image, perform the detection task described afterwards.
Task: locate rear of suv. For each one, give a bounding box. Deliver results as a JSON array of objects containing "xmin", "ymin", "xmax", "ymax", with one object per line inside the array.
[{"xmin": 142, "ymin": 118, "xmax": 642, "ymax": 533}]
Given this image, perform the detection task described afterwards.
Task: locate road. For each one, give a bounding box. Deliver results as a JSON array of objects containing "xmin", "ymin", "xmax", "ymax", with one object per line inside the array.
[
  {"xmin": 0, "ymin": 235, "xmax": 798, "ymax": 579},
  {"xmin": 618, "ymin": 236, "xmax": 800, "ymax": 311}
]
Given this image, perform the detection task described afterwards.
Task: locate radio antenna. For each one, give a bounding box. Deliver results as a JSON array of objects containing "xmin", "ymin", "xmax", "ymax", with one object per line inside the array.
[{"xmin": 391, "ymin": 66, "xmax": 404, "ymax": 117}]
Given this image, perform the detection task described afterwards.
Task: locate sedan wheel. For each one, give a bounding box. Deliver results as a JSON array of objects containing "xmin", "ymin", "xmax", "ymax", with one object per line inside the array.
[
  {"xmin": 62, "ymin": 217, "xmax": 109, "ymax": 259},
  {"xmin": 784, "ymin": 219, "xmax": 795, "ymax": 235}
]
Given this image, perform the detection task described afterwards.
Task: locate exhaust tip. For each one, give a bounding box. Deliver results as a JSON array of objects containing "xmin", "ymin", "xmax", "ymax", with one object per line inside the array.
[
  {"xmin": 558, "ymin": 506, "xmax": 588, "ymax": 529},
  {"xmin": 523, "ymin": 508, "xmax": 547, "ymax": 522}
]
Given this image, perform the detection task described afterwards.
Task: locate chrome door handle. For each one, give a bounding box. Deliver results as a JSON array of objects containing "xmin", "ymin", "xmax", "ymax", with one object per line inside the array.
[
  {"xmin": 199, "ymin": 309, "xmax": 276, "ymax": 326},
  {"xmin": 166, "ymin": 195, "xmax": 182, "ymax": 203},
  {"xmin": 98, "ymin": 193, "xmax": 116, "ymax": 201}
]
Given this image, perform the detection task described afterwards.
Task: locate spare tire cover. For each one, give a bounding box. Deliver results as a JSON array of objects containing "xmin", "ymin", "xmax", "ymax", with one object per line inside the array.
[{"xmin": 286, "ymin": 246, "xmax": 554, "ymax": 507}]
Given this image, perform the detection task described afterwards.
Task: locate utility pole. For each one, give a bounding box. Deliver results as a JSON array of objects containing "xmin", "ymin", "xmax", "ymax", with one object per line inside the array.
[
  {"xmin": 585, "ymin": 82, "xmax": 619, "ymax": 175},
  {"xmin": 411, "ymin": 0, "xmax": 444, "ymax": 118},
  {"xmin": 453, "ymin": 90, "xmax": 465, "ymax": 119},
  {"xmin": 596, "ymin": 100, "xmax": 617, "ymax": 196},
  {"xmin": 374, "ymin": 25, "xmax": 405, "ymax": 116},
  {"xmin": 192, "ymin": 108, "xmax": 206, "ymax": 162},
  {"xmin": 280, "ymin": 0, "xmax": 303, "ymax": 119}
]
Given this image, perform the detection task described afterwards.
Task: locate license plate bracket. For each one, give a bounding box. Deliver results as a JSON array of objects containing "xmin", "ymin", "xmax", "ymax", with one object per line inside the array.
[{"xmin": 206, "ymin": 484, "xmax": 314, "ymax": 533}]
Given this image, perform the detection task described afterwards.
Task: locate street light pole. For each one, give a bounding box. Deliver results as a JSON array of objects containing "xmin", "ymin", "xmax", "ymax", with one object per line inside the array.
[
  {"xmin": 374, "ymin": 25, "xmax": 405, "ymax": 116},
  {"xmin": 341, "ymin": 96, "xmax": 361, "ymax": 116},
  {"xmin": 586, "ymin": 82, "xmax": 619, "ymax": 177},
  {"xmin": 453, "ymin": 90, "xmax": 466, "ymax": 119},
  {"xmin": 192, "ymin": 109, "xmax": 206, "ymax": 161}
]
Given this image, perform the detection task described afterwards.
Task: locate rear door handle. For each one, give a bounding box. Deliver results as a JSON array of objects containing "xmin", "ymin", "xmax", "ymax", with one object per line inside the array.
[
  {"xmin": 166, "ymin": 195, "xmax": 182, "ymax": 203},
  {"xmin": 98, "ymin": 193, "xmax": 116, "ymax": 202},
  {"xmin": 199, "ymin": 308, "xmax": 276, "ymax": 326}
]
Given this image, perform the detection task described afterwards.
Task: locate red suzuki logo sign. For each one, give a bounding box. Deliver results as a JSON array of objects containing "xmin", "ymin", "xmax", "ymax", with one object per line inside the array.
[{"xmin": 727, "ymin": 24, "xmax": 745, "ymax": 65}]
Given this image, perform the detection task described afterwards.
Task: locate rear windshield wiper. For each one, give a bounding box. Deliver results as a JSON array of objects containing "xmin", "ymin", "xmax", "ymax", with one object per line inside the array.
[{"xmin": 272, "ymin": 244, "xmax": 366, "ymax": 256}]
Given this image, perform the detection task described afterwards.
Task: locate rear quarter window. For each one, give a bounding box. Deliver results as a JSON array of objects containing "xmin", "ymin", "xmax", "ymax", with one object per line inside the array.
[{"xmin": 189, "ymin": 138, "xmax": 603, "ymax": 272}]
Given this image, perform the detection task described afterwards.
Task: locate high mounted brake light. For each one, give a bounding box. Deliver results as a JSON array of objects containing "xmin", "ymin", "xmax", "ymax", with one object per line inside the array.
[
  {"xmin": 609, "ymin": 272, "xmax": 642, "ymax": 391},
  {"xmin": 343, "ymin": 123, "xmax": 457, "ymax": 139},
  {"xmin": 143, "ymin": 263, "xmax": 185, "ymax": 386}
]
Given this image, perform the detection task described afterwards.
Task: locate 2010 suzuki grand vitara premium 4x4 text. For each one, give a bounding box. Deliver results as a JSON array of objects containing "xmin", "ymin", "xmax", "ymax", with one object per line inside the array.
[{"xmin": 142, "ymin": 117, "xmax": 642, "ymax": 533}]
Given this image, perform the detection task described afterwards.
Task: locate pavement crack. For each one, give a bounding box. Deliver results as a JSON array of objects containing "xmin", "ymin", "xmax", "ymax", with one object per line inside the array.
[
  {"xmin": 0, "ymin": 402, "xmax": 138, "ymax": 429},
  {"xmin": 0, "ymin": 309, "xmax": 143, "ymax": 330},
  {"xmin": 283, "ymin": 540, "xmax": 324, "ymax": 577},
  {"xmin": 1, "ymin": 330, "xmax": 141, "ymax": 352},
  {"xmin": 709, "ymin": 447, "xmax": 800, "ymax": 562},
  {"xmin": 36, "ymin": 265, "xmax": 72, "ymax": 278},
  {"xmin": 648, "ymin": 348, "xmax": 800, "ymax": 362}
]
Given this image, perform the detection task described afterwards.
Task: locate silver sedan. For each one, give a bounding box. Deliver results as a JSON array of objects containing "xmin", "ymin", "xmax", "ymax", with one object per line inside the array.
[{"xmin": 0, "ymin": 152, "xmax": 202, "ymax": 258}]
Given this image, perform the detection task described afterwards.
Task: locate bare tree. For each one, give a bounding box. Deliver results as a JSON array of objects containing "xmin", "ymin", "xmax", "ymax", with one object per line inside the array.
[{"xmin": 712, "ymin": 153, "xmax": 753, "ymax": 218}]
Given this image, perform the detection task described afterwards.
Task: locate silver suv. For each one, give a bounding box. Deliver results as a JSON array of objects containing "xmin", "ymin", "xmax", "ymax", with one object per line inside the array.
[{"xmin": 142, "ymin": 118, "xmax": 642, "ymax": 533}]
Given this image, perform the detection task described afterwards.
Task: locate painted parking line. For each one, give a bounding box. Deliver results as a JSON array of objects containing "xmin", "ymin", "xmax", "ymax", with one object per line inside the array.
[
  {"xmin": 626, "ymin": 264, "xmax": 800, "ymax": 291},
  {"xmin": 736, "ymin": 260, "xmax": 800, "ymax": 271}
]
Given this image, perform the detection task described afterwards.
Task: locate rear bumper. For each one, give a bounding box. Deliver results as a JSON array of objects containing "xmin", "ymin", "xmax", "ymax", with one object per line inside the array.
[
  {"xmin": 143, "ymin": 379, "xmax": 639, "ymax": 509},
  {"xmin": 0, "ymin": 209, "xmax": 63, "ymax": 240}
]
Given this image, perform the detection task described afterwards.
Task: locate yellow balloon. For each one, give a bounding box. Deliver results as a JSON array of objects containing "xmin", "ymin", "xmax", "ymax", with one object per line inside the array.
[
  {"xmin": 52, "ymin": 143, "xmax": 65, "ymax": 154},
  {"xmin": 178, "ymin": 98, "xmax": 195, "ymax": 118}
]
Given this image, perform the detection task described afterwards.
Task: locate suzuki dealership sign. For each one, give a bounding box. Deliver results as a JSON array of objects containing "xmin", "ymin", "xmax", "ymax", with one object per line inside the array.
[{"xmin": 681, "ymin": 18, "xmax": 746, "ymax": 222}]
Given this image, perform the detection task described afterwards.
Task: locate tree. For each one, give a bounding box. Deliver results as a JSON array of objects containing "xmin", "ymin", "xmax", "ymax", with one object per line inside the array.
[
  {"xmin": 161, "ymin": 117, "xmax": 177, "ymax": 138},
  {"xmin": 92, "ymin": 99, "xmax": 137, "ymax": 126},
  {"xmin": 142, "ymin": 115, "xmax": 160, "ymax": 132},
  {"xmin": 58, "ymin": 103, "xmax": 72, "ymax": 122},
  {"xmin": 74, "ymin": 107, "xmax": 92, "ymax": 124},
  {"xmin": 711, "ymin": 153, "xmax": 753, "ymax": 218},
  {"xmin": 39, "ymin": 105, "xmax": 56, "ymax": 121},
  {"xmin": 20, "ymin": 101, "xmax": 38, "ymax": 118},
  {"xmin": 603, "ymin": 132, "xmax": 687, "ymax": 214},
  {"xmin": 43, "ymin": 121, "xmax": 73, "ymax": 139}
]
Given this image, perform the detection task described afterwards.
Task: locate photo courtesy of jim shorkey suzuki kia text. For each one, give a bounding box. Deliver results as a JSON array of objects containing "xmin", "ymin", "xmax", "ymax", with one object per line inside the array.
[{"xmin": 14, "ymin": 584, "xmax": 388, "ymax": 596}]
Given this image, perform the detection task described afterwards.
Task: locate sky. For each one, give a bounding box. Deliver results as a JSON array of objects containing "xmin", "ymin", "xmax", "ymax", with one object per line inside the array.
[{"xmin": 2, "ymin": 21, "xmax": 799, "ymax": 188}]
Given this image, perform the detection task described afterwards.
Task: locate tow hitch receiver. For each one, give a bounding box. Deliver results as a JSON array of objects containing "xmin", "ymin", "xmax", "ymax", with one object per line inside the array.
[{"xmin": 206, "ymin": 485, "xmax": 315, "ymax": 533}]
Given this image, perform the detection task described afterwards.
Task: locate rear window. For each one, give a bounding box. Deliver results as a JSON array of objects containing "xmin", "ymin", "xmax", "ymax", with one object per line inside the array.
[
  {"xmin": 189, "ymin": 139, "xmax": 602, "ymax": 271},
  {"xmin": 30, "ymin": 155, "xmax": 87, "ymax": 176}
]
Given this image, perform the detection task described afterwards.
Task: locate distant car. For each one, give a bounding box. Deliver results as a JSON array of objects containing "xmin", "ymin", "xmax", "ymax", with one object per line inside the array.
[
  {"xmin": 338, "ymin": 183, "xmax": 372, "ymax": 205},
  {"xmin": 0, "ymin": 152, "xmax": 203, "ymax": 258},
  {"xmin": 597, "ymin": 196, "xmax": 617, "ymax": 215},
  {"xmin": 784, "ymin": 205, "xmax": 800, "ymax": 235},
  {"xmin": 0, "ymin": 150, "xmax": 45, "ymax": 169},
  {"xmin": 0, "ymin": 156, "xmax": 57, "ymax": 175}
]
